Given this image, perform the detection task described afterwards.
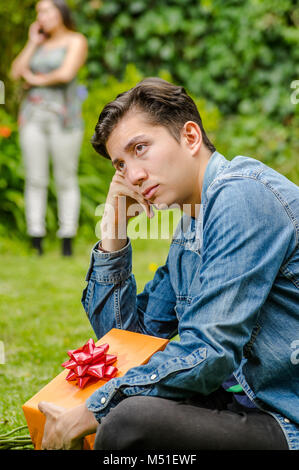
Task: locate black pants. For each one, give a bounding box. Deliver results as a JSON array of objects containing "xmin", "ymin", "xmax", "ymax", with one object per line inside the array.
[{"xmin": 94, "ymin": 388, "xmax": 288, "ymax": 450}]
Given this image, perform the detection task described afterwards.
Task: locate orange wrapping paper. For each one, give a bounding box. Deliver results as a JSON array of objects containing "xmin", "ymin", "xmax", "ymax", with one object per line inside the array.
[{"xmin": 22, "ymin": 329, "xmax": 168, "ymax": 450}]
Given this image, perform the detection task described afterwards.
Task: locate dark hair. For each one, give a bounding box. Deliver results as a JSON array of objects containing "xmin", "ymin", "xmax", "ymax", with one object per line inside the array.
[
  {"xmin": 51, "ymin": 0, "xmax": 76, "ymax": 30},
  {"xmin": 91, "ymin": 77, "xmax": 216, "ymax": 160}
]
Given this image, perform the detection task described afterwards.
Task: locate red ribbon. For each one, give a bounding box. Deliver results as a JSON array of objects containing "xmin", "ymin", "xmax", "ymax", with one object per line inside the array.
[{"xmin": 61, "ymin": 338, "xmax": 117, "ymax": 388}]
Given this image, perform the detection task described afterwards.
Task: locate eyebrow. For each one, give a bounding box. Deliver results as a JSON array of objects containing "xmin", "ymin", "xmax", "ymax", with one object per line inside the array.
[{"xmin": 111, "ymin": 134, "xmax": 148, "ymax": 167}]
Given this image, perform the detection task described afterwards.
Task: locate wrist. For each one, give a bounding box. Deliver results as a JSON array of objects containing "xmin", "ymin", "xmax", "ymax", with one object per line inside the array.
[
  {"xmin": 26, "ymin": 39, "xmax": 39, "ymax": 48},
  {"xmin": 100, "ymin": 238, "xmax": 127, "ymax": 252},
  {"xmin": 100, "ymin": 215, "xmax": 128, "ymax": 252},
  {"xmin": 63, "ymin": 404, "xmax": 98, "ymax": 442}
]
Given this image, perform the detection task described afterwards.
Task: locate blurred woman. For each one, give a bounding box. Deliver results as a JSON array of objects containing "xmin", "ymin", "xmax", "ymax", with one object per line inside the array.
[{"xmin": 11, "ymin": 0, "xmax": 88, "ymax": 256}]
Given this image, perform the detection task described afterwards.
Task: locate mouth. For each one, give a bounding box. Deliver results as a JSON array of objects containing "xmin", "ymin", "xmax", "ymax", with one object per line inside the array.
[{"xmin": 142, "ymin": 184, "xmax": 160, "ymax": 200}]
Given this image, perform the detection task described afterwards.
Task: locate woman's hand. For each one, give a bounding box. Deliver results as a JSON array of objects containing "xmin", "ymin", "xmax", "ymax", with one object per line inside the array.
[
  {"xmin": 21, "ymin": 69, "xmax": 47, "ymax": 87},
  {"xmin": 10, "ymin": 22, "xmax": 44, "ymax": 81},
  {"xmin": 28, "ymin": 21, "xmax": 47, "ymax": 46}
]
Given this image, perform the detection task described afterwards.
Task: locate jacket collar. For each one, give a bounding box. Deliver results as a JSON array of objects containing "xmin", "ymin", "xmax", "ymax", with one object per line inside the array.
[{"xmin": 201, "ymin": 151, "xmax": 227, "ymax": 206}]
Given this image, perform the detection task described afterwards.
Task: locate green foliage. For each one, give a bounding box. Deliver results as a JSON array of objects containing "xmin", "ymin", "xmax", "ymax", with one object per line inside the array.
[
  {"xmin": 3, "ymin": 0, "xmax": 298, "ymax": 121},
  {"xmin": 0, "ymin": 108, "xmax": 26, "ymax": 236},
  {"xmin": 78, "ymin": 65, "xmax": 148, "ymax": 237},
  {"xmin": 0, "ymin": 0, "xmax": 36, "ymax": 116},
  {"xmin": 0, "ymin": 236, "xmax": 171, "ymax": 435},
  {"xmin": 67, "ymin": 63, "xmax": 219, "ymax": 238},
  {"xmin": 0, "ymin": 64, "xmax": 219, "ymax": 239},
  {"xmin": 75, "ymin": 0, "xmax": 299, "ymax": 184},
  {"xmin": 75, "ymin": 0, "xmax": 299, "ymax": 120},
  {"xmin": 0, "ymin": 0, "xmax": 298, "ymax": 238},
  {"xmin": 214, "ymin": 113, "xmax": 299, "ymax": 185}
]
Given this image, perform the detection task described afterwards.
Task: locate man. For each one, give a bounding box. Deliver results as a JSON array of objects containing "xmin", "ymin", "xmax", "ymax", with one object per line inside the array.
[{"xmin": 38, "ymin": 78, "xmax": 298, "ymax": 450}]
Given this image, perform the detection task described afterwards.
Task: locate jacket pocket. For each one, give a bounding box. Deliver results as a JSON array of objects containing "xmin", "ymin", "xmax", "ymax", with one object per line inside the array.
[{"xmin": 81, "ymin": 280, "xmax": 95, "ymax": 317}]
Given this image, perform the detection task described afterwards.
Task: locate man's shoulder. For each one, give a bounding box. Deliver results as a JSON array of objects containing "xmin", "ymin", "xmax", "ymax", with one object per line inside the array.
[
  {"xmin": 204, "ymin": 156, "xmax": 265, "ymax": 205},
  {"xmin": 219, "ymin": 155, "xmax": 266, "ymax": 180},
  {"xmin": 210, "ymin": 154, "xmax": 298, "ymax": 197},
  {"xmin": 207, "ymin": 155, "xmax": 299, "ymax": 193},
  {"xmin": 205, "ymin": 155, "xmax": 299, "ymax": 231}
]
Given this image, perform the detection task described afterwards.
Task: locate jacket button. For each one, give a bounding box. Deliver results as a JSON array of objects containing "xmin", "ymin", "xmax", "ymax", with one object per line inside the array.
[
  {"xmin": 150, "ymin": 374, "xmax": 157, "ymax": 380},
  {"xmin": 284, "ymin": 418, "xmax": 290, "ymax": 423},
  {"xmin": 101, "ymin": 397, "xmax": 106, "ymax": 404}
]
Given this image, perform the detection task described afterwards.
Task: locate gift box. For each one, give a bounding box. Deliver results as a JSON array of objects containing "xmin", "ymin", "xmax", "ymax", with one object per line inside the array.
[{"xmin": 22, "ymin": 328, "xmax": 168, "ymax": 450}]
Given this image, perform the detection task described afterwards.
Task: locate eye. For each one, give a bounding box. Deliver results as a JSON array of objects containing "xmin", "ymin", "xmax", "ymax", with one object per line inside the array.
[
  {"xmin": 135, "ymin": 143, "xmax": 146, "ymax": 155},
  {"xmin": 116, "ymin": 161, "xmax": 126, "ymax": 172}
]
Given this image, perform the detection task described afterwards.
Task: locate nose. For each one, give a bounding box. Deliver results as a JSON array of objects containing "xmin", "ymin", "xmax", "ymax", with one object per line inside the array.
[{"xmin": 127, "ymin": 163, "xmax": 147, "ymax": 186}]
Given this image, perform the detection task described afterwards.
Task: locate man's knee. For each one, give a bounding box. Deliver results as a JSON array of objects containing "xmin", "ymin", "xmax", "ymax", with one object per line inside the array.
[{"xmin": 94, "ymin": 396, "xmax": 155, "ymax": 450}]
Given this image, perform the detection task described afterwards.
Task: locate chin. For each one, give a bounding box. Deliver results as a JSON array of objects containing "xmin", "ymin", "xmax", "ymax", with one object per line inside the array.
[
  {"xmin": 43, "ymin": 26, "xmax": 52, "ymax": 35},
  {"xmin": 154, "ymin": 198, "xmax": 180, "ymax": 211},
  {"xmin": 44, "ymin": 22, "xmax": 58, "ymax": 34},
  {"xmin": 152, "ymin": 202, "xmax": 168, "ymax": 210},
  {"xmin": 150, "ymin": 188, "xmax": 180, "ymax": 210}
]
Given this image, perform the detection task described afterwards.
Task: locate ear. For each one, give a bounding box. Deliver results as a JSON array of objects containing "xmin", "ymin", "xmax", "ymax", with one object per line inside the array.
[{"xmin": 182, "ymin": 121, "xmax": 202, "ymax": 156}]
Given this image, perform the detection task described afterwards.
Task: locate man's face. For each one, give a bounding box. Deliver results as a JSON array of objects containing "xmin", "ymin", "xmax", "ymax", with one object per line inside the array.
[{"xmin": 106, "ymin": 111, "xmax": 200, "ymax": 210}]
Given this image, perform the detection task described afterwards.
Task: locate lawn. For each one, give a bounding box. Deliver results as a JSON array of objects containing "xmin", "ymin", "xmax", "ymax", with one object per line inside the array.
[{"xmin": 0, "ymin": 215, "xmax": 173, "ymax": 447}]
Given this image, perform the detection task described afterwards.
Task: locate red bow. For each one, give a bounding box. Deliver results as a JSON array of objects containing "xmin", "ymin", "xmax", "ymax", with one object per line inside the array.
[{"xmin": 61, "ymin": 338, "xmax": 117, "ymax": 388}]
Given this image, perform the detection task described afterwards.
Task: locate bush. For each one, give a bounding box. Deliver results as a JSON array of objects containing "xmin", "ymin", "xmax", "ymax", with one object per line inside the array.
[
  {"xmin": 75, "ymin": 0, "xmax": 299, "ymax": 121},
  {"xmin": 1, "ymin": 0, "xmax": 298, "ymax": 237},
  {"xmin": 214, "ymin": 112, "xmax": 299, "ymax": 184},
  {"xmin": 3, "ymin": 0, "xmax": 298, "ymax": 123},
  {"xmin": 0, "ymin": 64, "xmax": 220, "ymax": 239},
  {"xmin": 0, "ymin": 108, "xmax": 25, "ymax": 236}
]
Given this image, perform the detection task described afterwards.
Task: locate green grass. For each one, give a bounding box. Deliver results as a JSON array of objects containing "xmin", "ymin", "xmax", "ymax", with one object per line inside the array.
[{"xmin": 0, "ymin": 229, "xmax": 172, "ymax": 442}]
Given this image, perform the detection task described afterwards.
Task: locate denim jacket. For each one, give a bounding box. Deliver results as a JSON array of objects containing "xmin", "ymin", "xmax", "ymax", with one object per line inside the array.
[{"xmin": 82, "ymin": 151, "xmax": 299, "ymax": 450}]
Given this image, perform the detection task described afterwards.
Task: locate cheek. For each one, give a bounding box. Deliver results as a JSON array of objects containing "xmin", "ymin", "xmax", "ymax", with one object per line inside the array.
[
  {"xmin": 150, "ymin": 145, "xmax": 177, "ymax": 172},
  {"xmin": 46, "ymin": 9, "xmax": 62, "ymax": 25}
]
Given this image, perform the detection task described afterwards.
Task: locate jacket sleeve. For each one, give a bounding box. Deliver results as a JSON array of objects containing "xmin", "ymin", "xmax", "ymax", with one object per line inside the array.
[
  {"xmin": 81, "ymin": 239, "xmax": 178, "ymax": 340},
  {"xmin": 85, "ymin": 177, "xmax": 295, "ymax": 422}
]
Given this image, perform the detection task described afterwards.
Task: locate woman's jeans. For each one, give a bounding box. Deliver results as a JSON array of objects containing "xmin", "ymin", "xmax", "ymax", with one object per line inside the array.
[
  {"xmin": 94, "ymin": 389, "xmax": 288, "ymax": 450},
  {"xmin": 19, "ymin": 108, "xmax": 83, "ymax": 238}
]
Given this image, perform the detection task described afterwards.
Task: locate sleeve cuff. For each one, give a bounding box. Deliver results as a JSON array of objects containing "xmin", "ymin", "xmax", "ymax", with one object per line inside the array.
[{"xmin": 85, "ymin": 238, "xmax": 132, "ymax": 283}]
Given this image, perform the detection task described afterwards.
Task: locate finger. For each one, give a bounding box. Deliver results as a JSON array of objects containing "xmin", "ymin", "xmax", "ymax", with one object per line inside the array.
[
  {"xmin": 38, "ymin": 401, "xmax": 48, "ymax": 415},
  {"xmin": 109, "ymin": 181, "xmax": 151, "ymax": 218},
  {"xmin": 113, "ymin": 173, "xmax": 127, "ymax": 185},
  {"xmin": 139, "ymin": 200, "xmax": 152, "ymax": 219},
  {"xmin": 149, "ymin": 204, "xmax": 155, "ymax": 218},
  {"xmin": 38, "ymin": 401, "xmax": 66, "ymax": 417},
  {"xmin": 134, "ymin": 194, "xmax": 154, "ymax": 218}
]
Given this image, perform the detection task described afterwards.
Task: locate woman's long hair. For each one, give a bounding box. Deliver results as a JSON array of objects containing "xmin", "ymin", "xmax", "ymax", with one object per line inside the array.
[{"xmin": 51, "ymin": 0, "xmax": 76, "ymax": 30}]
